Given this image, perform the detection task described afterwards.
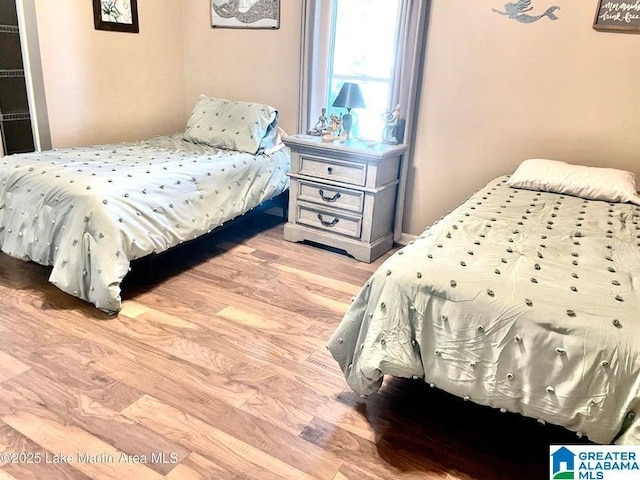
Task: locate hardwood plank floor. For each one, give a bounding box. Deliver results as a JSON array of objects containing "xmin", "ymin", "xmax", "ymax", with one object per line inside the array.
[{"xmin": 0, "ymin": 213, "xmax": 590, "ymax": 480}]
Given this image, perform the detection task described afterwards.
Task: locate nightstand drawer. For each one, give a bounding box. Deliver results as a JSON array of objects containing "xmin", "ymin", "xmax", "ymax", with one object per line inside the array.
[
  {"xmin": 298, "ymin": 154, "xmax": 366, "ymax": 186},
  {"xmin": 297, "ymin": 181, "xmax": 364, "ymax": 213},
  {"xmin": 295, "ymin": 204, "xmax": 362, "ymax": 238}
]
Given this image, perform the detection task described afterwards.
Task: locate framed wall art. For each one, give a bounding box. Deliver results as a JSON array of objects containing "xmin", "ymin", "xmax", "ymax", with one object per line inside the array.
[
  {"xmin": 211, "ymin": 0, "xmax": 280, "ymax": 29},
  {"xmin": 93, "ymin": 0, "xmax": 139, "ymax": 33},
  {"xmin": 593, "ymin": 0, "xmax": 640, "ymax": 32}
]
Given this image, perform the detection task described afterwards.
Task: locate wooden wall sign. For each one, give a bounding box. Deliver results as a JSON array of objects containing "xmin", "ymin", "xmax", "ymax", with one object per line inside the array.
[{"xmin": 594, "ymin": 0, "xmax": 640, "ymax": 32}]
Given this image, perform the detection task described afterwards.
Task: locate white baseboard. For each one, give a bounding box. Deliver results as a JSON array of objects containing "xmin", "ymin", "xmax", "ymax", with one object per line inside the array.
[{"xmin": 396, "ymin": 233, "xmax": 417, "ymax": 246}]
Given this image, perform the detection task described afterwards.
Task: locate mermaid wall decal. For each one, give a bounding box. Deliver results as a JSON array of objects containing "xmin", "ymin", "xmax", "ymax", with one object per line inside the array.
[{"xmin": 493, "ymin": 0, "xmax": 560, "ymax": 23}]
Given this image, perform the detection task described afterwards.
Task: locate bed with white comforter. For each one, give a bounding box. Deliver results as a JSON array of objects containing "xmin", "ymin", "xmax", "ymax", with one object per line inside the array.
[{"xmin": 328, "ymin": 171, "xmax": 640, "ymax": 445}]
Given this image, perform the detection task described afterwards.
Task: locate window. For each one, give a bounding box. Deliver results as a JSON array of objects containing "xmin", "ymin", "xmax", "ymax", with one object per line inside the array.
[
  {"xmin": 327, "ymin": 0, "xmax": 401, "ymax": 140},
  {"xmin": 299, "ymin": 0, "xmax": 429, "ymax": 238},
  {"xmin": 300, "ymin": 1, "xmax": 427, "ymax": 144}
]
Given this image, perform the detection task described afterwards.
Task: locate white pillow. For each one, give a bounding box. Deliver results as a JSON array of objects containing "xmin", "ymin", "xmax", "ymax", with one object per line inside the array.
[{"xmin": 507, "ymin": 158, "xmax": 640, "ymax": 205}]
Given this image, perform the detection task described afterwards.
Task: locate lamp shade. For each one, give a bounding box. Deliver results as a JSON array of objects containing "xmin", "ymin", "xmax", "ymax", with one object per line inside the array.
[{"xmin": 332, "ymin": 83, "xmax": 366, "ymax": 109}]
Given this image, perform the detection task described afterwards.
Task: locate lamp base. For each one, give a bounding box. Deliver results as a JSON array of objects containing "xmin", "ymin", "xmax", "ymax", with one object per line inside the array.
[{"xmin": 342, "ymin": 111, "xmax": 353, "ymax": 140}]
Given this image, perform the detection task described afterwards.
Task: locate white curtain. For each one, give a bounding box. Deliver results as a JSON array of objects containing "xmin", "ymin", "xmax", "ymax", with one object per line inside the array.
[
  {"xmin": 297, "ymin": 0, "xmax": 430, "ymax": 239},
  {"xmin": 298, "ymin": 0, "xmax": 333, "ymax": 135},
  {"xmin": 388, "ymin": 0, "xmax": 430, "ymax": 239}
]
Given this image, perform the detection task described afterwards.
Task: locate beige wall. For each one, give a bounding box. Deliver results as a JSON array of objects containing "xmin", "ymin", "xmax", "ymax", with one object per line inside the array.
[
  {"xmin": 34, "ymin": 0, "xmax": 185, "ymax": 148},
  {"xmin": 181, "ymin": 1, "xmax": 302, "ymax": 135},
  {"xmin": 405, "ymin": 1, "xmax": 640, "ymax": 234},
  {"xmin": 32, "ymin": 1, "xmax": 640, "ymax": 236}
]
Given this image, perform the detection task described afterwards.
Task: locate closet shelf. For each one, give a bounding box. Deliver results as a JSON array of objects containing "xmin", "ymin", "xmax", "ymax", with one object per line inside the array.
[
  {"xmin": 0, "ymin": 69, "xmax": 25, "ymax": 78},
  {"xmin": 0, "ymin": 25, "xmax": 19, "ymax": 33},
  {"xmin": 0, "ymin": 112, "xmax": 31, "ymax": 122}
]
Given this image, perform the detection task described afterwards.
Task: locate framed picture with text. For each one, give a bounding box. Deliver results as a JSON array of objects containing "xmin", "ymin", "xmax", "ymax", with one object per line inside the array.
[
  {"xmin": 93, "ymin": 0, "xmax": 139, "ymax": 33},
  {"xmin": 593, "ymin": 0, "xmax": 640, "ymax": 32}
]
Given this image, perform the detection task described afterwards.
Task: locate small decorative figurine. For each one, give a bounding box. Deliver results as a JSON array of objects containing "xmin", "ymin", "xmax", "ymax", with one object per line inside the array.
[
  {"xmin": 322, "ymin": 113, "xmax": 343, "ymax": 142},
  {"xmin": 329, "ymin": 113, "xmax": 341, "ymax": 132},
  {"xmin": 381, "ymin": 104, "xmax": 401, "ymax": 145},
  {"xmin": 307, "ymin": 108, "xmax": 328, "ymax": 136}
]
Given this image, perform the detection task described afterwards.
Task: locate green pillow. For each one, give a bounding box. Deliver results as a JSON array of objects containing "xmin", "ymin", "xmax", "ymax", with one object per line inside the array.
[{"xmin": 183, "ymin": 95, "xmax": 278, "ymax": 154}]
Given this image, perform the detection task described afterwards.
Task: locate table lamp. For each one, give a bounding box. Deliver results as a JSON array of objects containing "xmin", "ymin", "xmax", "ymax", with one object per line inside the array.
[{"xmin": 332, "ymin": 82, "xmax": 366, "ymax": 140}]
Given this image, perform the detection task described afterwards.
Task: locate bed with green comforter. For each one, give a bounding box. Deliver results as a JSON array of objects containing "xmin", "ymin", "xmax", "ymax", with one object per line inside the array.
[
  {"xmin": 328, "ymin": 174, "xmax": 640, "ymax": 445},
  {"xmin": 0, "ymin": 134, "xmax": 289, "ymax": 313}
]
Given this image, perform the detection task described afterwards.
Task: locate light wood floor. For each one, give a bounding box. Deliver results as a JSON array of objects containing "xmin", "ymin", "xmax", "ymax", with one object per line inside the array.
[{"xmin": 0, "ymin": 213, "xmax": 588, "ymax": 480}]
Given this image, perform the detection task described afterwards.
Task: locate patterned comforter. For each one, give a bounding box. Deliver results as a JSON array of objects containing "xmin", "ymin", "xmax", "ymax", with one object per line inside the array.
[
  {"xmin": 0, "ymin": 134, "xmax": 289, "ymax": 312},
  {"xmin": 328, "ymin": 176, "xmax": 640, "ymax": 444}
]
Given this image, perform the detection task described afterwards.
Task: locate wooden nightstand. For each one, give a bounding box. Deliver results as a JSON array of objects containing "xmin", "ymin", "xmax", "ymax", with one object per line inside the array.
[{"xmin": 283, "ymin": 134, "xmax": 407, "ymax": 263}]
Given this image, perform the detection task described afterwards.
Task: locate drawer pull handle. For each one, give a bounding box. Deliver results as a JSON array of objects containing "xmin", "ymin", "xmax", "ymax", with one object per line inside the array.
[
  {"xmin": 319, "ymin": 190, "xmax": 341, "ymax": 202},
  {"xmin": 327, "ymin": 167, "xmax": 334, "ymax": 174},
  {"xmin": 317, "ymin": 214, "xmax": 339, "ymax": 227}
]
